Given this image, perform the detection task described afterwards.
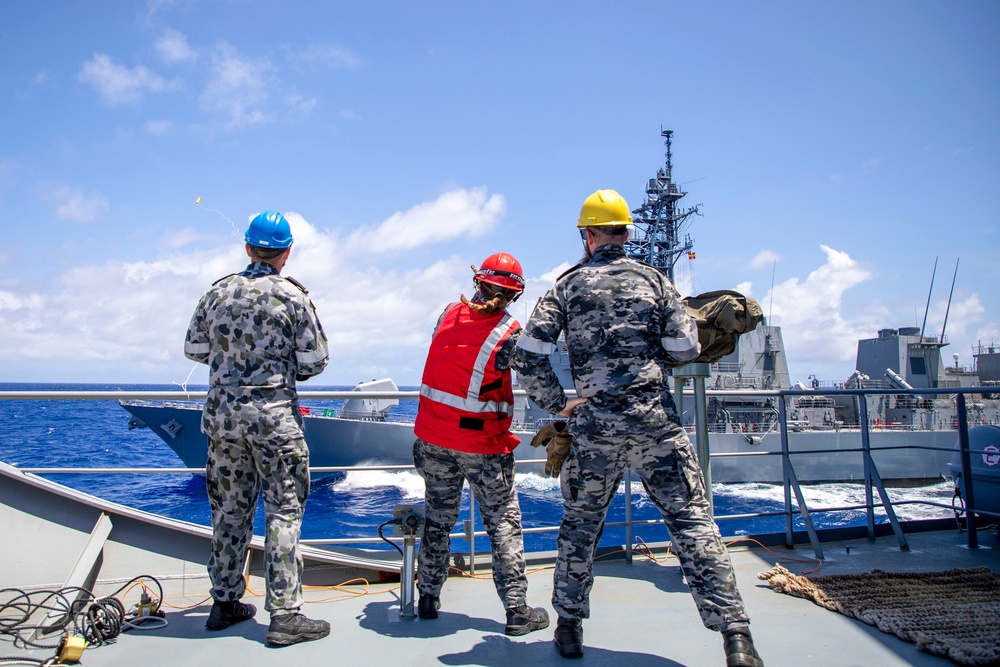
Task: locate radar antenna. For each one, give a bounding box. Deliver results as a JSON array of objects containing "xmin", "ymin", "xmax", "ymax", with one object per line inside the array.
[{"xmin": 623, "ymin": 128, "xmax": 702, "ymax": 282}]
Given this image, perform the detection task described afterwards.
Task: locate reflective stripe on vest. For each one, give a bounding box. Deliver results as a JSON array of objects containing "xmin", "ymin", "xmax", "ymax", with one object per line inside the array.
[{"xmin": 418, "ymin": 310, "xmax": 516, "ymax": 415}]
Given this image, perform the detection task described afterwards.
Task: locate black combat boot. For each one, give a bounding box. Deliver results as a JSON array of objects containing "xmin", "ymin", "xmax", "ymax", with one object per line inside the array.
[
  {"xmin": 205, "ymin": 600, "xmax": 257, "ymax": 630},
  {"xmin": 504, "ymin": 604, "xmax": 550, "ymax": 636},
  {"xmin": 723, "ymin": 628, "xmax": 764, "ymax": 667},
  {"xmin": 418, "ymin": 594, "xmax": 440, "ymax": 619},
  {"xmin": 553, "ymin": 616, "xmax": 584, "ymax": 659},
  {"xmin": 265, "ymin": 612, "xmax": 331, "ymax": 646}
]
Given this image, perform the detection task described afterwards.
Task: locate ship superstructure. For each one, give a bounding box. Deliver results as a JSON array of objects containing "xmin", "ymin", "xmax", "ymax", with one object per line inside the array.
[
  {"xmin": 624, "ymin": 129, "xmax": 792, "ymax": 431},
  {"xmin": 838, "ymin": 329, "xmax": 1000, "ymax": 430},
  {"xmin": 623, "ymin": 128, "xmax": 700, "ymax": 284}
]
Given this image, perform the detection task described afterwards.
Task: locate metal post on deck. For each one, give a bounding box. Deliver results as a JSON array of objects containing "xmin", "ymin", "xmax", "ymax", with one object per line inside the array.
[
  {"xmin": 858, "ymin": 396, "xmax": 909, "ymax": 550},
  {"xmin": 400, "ymin": 532, "xmax": 417, "ymax": 617},
  {"xmin": 956, "ymin": 393, "xmax": 979, "ymax": 549},
  {"xmin": 858, "ymin": 398, "xmax": 876, "ymax": 539},
  {"xmin": 465, "ymin": 492, "xmax": 477, "ymax": 576},
  {"xmin": 673, "ymin": 363, "xmax": 713, "ymax": 513},
  {"xmin": 624, "ymin": 468, "xmax": 634, "ymax": 563}
]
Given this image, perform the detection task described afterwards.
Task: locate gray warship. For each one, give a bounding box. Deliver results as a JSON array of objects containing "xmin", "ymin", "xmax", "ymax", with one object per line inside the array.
[{"xmin": 121, "ymin": 130, "xmax": 1000, "ymax": 483}]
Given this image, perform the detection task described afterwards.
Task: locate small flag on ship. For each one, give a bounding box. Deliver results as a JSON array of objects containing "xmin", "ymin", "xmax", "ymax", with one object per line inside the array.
[{"xmin": 688, "ymin": 251, "xmax": 696, "ymax": 260}]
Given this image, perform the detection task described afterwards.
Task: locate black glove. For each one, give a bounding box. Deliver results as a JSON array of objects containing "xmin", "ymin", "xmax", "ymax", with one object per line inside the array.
[{"xmin": 530, "ymin": 421, "xmax": 572, "ymax": 478}]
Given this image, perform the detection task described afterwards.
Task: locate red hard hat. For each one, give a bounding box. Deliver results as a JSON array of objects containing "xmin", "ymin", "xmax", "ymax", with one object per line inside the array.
[{"xmin": 475, "ymin": 252, "xmax": 524, "ymax": 292}]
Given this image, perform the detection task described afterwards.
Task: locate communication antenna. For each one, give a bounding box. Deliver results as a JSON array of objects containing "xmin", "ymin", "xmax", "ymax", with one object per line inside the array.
[
  {"xmin": 940, "ymin": 258, "xmax": 959, "ymax": 342},
  {"xmin": 768, "ymin": 260, "xmax": 776, "ymax": 324},
  {"xmin": 919, "ymin": 257, "xmax": 937, "ymax": 342}
]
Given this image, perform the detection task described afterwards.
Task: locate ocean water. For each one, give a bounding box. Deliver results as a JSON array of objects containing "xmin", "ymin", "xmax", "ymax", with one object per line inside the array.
[{"xmin": 0, "ymin": 383, "xmax": 956, "ymax": 554}]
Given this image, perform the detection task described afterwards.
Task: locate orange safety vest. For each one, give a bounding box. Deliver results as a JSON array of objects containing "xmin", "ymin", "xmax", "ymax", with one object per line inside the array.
[{"xmin": 414, "ymin": 302, "xmax": 521, "ymax": 454}]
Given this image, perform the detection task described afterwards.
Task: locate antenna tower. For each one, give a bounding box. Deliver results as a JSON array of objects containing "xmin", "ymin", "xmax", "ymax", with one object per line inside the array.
[{"xmin": 623, "ymin": 128, "xmax": 701, "ymax": 282}]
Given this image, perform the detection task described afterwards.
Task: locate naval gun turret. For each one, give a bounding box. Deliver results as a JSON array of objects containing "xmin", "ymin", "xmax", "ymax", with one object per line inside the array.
[{"xmin": 341, "ymin": 378, "xmax": 400, "ymax": 421}]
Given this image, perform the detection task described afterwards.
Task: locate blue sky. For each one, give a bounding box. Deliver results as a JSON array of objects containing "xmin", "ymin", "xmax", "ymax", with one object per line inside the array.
[{"xmin": 1, "ymin": 0, "xmax": 998, "ymax": 387}]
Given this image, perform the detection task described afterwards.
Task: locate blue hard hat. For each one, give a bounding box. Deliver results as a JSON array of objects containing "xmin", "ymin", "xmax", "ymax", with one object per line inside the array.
[{"xmin": 245, "ymin": 211, "xmax": 293, "ymax": 248}]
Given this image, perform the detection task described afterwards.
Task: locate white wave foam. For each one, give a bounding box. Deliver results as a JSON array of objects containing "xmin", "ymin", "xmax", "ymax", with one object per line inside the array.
[
  {"xmin": 717, "ymin": 481, "xmax": 955, "ymax": 521},
  {"xmin": 334, "ymin": 469, "xmax": 425, "ymax": 499},
  {"xmin": 514, "ymin": 472, "xmax": 561, "ymax": 492}
]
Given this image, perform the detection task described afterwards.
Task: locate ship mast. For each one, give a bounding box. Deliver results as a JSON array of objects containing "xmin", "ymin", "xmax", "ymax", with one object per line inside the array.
[{"xmin": 623, "ymin": 128, "xmax": 701, "ymax": 282}]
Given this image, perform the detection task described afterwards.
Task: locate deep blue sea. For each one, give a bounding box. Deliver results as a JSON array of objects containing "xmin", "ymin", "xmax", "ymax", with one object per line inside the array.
[{"xmin": 0, "ymin": 383, "xmax": 954, "ymax": 554}]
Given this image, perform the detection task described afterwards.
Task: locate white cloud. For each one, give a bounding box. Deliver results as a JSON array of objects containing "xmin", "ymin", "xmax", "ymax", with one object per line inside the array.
[
  {"xmin": 144, "ymin": 119, "xmax": 173, "ymax": 135},
  {"xmin": 160, "ymin": 226, "xmax": 207, "ymax": 249},
  {"xmin": 0, "ymin": 291, "xmax": 27, "ymax": 311},
  {"xmin": 926, "ymin": 293, "xmax": 986, "ymax": 358},
  {"xmin": 764, "ymin": 245, "xmax": 882, "ymax": 367},
  {"xmin": 674, "ymin": 270, "xmax": 694, "ymax": 298},
  {"xmin": 340, "ymin": 108, "xmax": 361, "ymax": 121},
  {"xmin": 4, "ymin": 216, "xmax": 994, "ymax": 388},
  {"xmin": 0, "ymin": 250, "xmax": 232, "ymax": 367},
  {"xmin": 155, "ymin": 28, "xmax": 198, "ymax": 64},
  {"xmin": 292, "ymin": 43, "xmax": 361, "ymax": 69},
  {"xmin": 343, "ymin": 187, "xmax": 506, "ymax": 254},
  {"xmin": 750, "ymin": 249, "xmax": 780, "ymax": 269},
  {"xmin": 539, "ymin": 262, "xmax": 572, "ymax": 284},
  {"xmin": 0, "ymin": 203, "xmax": 504, "ymax": 384},
  {"xmin": 734, "ymin": 281, "xmax": 753, "ymax": 297},
  {"xmin": 286, "ymin": 94, "xmax": 317, "ymax": 115},
  {"xmin": 43, "ymin": 183, "xmax": 109, "ymax": 222},
  {"xmin": 200, "ymin": 45, "xmax": 273, "ymax": 129},
  {"xmin": 78, "ymin": 54, "xmax": 173, "ymax": 105},
  {"xmin": 861, "ymin": 157, "xmax": 881, "ymax": 172}
]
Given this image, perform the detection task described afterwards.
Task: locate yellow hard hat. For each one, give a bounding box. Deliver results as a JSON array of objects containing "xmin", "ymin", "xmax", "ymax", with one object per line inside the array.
[{"xmin": 577, "ymin": 189, "xmax": 632, "ymax": 228}]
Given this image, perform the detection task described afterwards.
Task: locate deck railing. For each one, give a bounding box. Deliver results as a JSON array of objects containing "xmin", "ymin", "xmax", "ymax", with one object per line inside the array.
[{"xmin": 1, "ymin": 386, "xmax": 997, "ymax": 566}]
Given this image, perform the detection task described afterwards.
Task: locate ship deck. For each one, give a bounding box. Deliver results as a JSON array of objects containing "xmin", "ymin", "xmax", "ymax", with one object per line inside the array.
[{"xmin": 5, "ymin": 526, "xmax": 998, "ymax": 667}]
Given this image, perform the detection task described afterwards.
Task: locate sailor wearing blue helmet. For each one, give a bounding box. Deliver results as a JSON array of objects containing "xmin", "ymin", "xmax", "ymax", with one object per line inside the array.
[
  {"xmin": 244, "ymin": 210, "xmax": 294, "ymax": 248},
  {"xmin": 185, "ymin": 210, "xmax": 330, "ymax": 647}
]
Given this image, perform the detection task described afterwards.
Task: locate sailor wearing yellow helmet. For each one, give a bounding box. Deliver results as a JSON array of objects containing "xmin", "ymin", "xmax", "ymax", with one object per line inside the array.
[{"xmin": 513, "ymin": 190, "xmax": 764, "ymax": 666}]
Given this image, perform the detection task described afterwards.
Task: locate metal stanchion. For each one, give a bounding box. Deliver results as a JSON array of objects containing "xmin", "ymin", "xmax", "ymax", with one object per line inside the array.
[
  {"xmin": 673, "ymin": 363, "xmax": 713, "ymax": 514},
  {"xmin": 393, "ymin": 505, "xmax": 423, "ymax": 617}
]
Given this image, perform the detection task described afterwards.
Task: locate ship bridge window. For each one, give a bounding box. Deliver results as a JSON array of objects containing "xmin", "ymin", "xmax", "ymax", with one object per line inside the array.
[{"xmin": 909, "ymin": 356, "xmax": 927, "ymax": 375}]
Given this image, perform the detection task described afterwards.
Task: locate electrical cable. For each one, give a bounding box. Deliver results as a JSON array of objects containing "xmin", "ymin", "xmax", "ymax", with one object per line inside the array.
[
  {"xmin": 0, "ymin": 575, "xmax": 165, "ymax": 664},
  {"xmin": 378, "ymin": 519, "xmax": 405, "ymax": 556}
]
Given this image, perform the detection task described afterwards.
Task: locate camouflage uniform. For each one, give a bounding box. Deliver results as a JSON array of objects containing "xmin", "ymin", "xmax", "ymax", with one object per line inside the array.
[
  {"xmin": 185, "ymin": 262, "xmax": 328, "ymax": 613},
  {"xmin": 413, "ymin": 297, "xmax": 529, "ymax": 610},
  {"xmin": 513, "ymin": 243, "xmax": 751, "ymax": 631},
  {"xmin": 413, "ymin": 438, "xmax": 527, "ymax": 608}
]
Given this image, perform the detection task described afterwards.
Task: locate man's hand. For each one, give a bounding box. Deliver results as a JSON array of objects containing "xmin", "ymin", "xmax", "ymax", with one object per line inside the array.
[
  {"xmin": 530, "ymin": 421, "xmax": 572, "ymax": 478},
  {"xmin": 559, "ymin": 397, "xmax": 587, "ymax": 417}
]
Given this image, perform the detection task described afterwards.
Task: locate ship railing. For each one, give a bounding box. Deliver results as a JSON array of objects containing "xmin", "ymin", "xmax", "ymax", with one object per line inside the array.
[
  {"xmin": 2, "ymin": 387, "xmax": 997, "ymax": 569},
  {"xmin": 700, "ymin": 386, "xmax": 998, "ymax": 558}
]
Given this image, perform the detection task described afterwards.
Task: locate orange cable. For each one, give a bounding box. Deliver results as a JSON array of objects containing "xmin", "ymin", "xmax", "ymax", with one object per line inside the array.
[{"xmin": 723, "ymin": 536, "xmax": 824, "ymax": 573}]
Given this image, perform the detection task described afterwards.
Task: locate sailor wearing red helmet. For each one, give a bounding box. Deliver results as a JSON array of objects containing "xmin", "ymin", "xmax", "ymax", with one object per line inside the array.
[{"xmin": 412, "ymin": 252, "xmax": 549, "ymax": 636}]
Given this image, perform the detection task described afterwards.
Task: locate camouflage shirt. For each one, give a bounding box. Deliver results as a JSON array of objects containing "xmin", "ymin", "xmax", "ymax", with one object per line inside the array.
[
  {"xmin": 184, "ymin": 262, "xmax": 329, "ymax": 441},
  {"xmin": 513, "ymin": 243, "xmax": 699, "ymax": 430}
]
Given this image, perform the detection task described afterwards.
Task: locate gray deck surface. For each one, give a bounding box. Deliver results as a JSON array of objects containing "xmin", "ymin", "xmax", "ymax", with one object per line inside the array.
[{"xmin": 8, "ymin": 528, "xmax": 998, "ymax": 667}]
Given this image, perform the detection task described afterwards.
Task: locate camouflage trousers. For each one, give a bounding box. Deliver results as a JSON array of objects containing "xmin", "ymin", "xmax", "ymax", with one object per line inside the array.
[
  {"xmin": 412, "ymin": 438, "xmax": 528, "ymax": 609},
  {"xmin": 553, "ymin": 426, "xmax": 749, "ymax": 631},
  {"xmin": 206, "ymin": 435, "xmax": 310, "ymax": 614}
]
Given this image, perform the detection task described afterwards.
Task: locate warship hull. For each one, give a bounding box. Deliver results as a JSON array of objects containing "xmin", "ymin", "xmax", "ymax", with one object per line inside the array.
[{"xmin": 119, "ymin": 400, "xmax": 957, "ymax": 484}]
